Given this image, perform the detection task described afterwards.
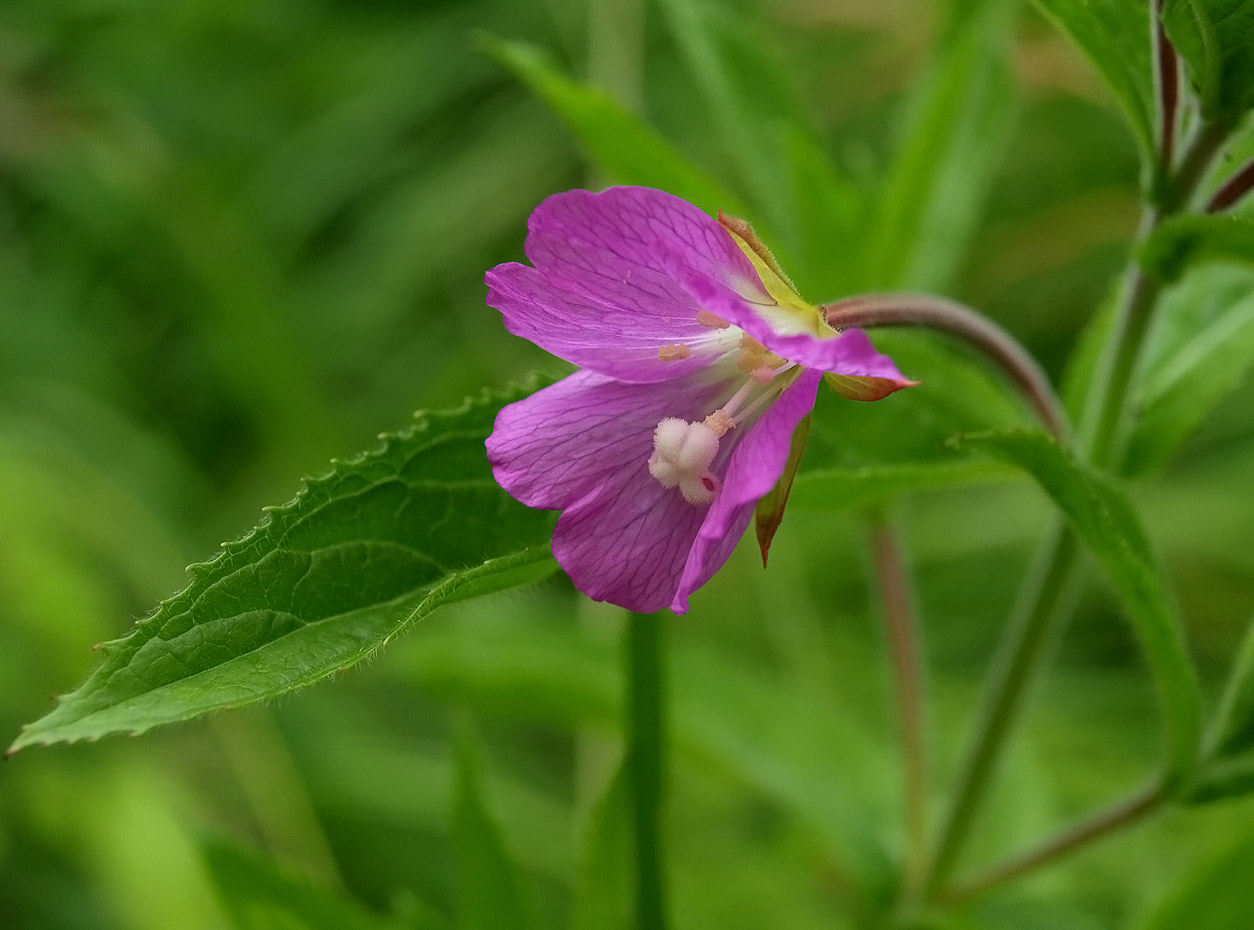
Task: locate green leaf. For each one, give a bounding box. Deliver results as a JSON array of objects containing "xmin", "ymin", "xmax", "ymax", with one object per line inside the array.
[
  {"xmin": 654, "ymin": 0, "xmax": 810, "ymax": 232},
  {"xmin": 1138, "ymin": 828, "xmax": 1254, "ymax": 929},
  {"xmin": 865, "ymin": 0, "xmax": 1019, "ymax": 291},
  {"xmin": 8, "ymin": 383, "xmax": 558, "ymax": 753},
  {"xmin": 570, "ymin": 764, "xmax": 632, "ymax": 930},
  {"xmin": 1185, "ymin": 617, "xmax": 1254, "ymax": 803},
  {"xmin": 1060, "ymin": 282, "xmax": 1121, "ymax": 427},
  {"xmin": 1030, "ymin": 0, "xmax": 1156, "ymax": 160},
  {"xmin": 481, "ymin": 36, "xmax": 748, "ymax": 218},
  {"xmin": 201, "ymin": 838, "xmax": 433, "ymax": 930},
  {"xmin": 1209, "ymin": 618, "xmax": 1254, "ymax": 757},
  {"xmin": 956, "ymin": 429, "xmax": 1203, "ymax": 789},
  {"xmin": 1139, "ymin": 214, "xmax": 1254, "ymax": 281},
  {"xmin": 453, "ymin": 723, "xmax": 535, "ymax": 930},
  {"xmin": 790, "ymin": 460, "xmax": 1015, "ymax": 512},
  {"xmin": 780, "ymin": 126, "xmax": 868, "ymax": 300},
  {"xmin": 803, "ymin": 329, "xmax": 1031, "ymax": 472},
  {"xmin": 1125, "ymin": 266, "xmax": 1254, "ymax": 475},
  {"xmin": 1162, "ymin": 0, "xmax": 1254, "ymax": 124}
]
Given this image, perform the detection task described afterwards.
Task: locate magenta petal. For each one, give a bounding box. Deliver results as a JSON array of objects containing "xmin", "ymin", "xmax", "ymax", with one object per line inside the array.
[
  {"xmin": 677, "ymin": 267, "xmax": 910, "ymax": 381},
  {"xmin": 671, "ymin": 369, "xmax": 823, "ymax": 612},
  {"xmin": 525, "ymin": 187, "xmax": 758, "ymax": 311},
  {"xmin": 487, "ymin": 369, "xmax": 727, "ymax": 511},
  {"xmin": 553, "ymin": 467, "xmax": 711, "ymax": 614},
  {"xmin": 487, "ymin": 263, "xmax": 715, "ymax": 383},
  {"xmin": 486, "ymin": 187, "xmax": 763, "ymax": 383},
  {"xmin": 489, "ymin": 369, "xmax": 739, "ymax": 612}
]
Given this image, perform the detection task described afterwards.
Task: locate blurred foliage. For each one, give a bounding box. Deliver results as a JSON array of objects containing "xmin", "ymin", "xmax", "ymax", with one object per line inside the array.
[{"xmin": 2, "ymin": 0, "xmax": 1254, "ymax": 929}]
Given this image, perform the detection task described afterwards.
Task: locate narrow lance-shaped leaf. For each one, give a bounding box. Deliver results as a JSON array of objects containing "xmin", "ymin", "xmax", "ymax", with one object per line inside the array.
[
  {"xmin": 1208, "ymin": 617, "xmax": 1254, "ymax": 756},
  {"xmin": 1029, "ymin": 0, "xmax": 1155, "ymax": 161},
  {"xmin": 1125, "ymin": 266, "xmax": 1254, "ymax": 475},
  {"xmin": 865, "ymin": 0, "xmax": 1018, "ymax": 292},
  {"xmin": 200, "ymin": 838, "xmax": 432, "ymax": 930},
  {"xmin": 454, "ymin": 722, "xmax": 536, "ymax": 930},
  {"xmin": 655, "ymin": 0, "xmax": 811, "ymax": 233},
  {"xmin": 1162, "ymin": 0, "xmax": 1254, "ymax": 125},
  {"xmin": 1138, "ymin": 214, "xmax": 1254, "ymax": 281},
  {"xmin": 1184, "ymin": 615, "xmax": 1254, "ymax": 803},
  {"xmin": 8, "ymin": 383, "xmax": 558, "ymax": 754},
  {"xmin": 480, "ymin": 35, "xmax": 749, "ymax": 220},
  {"xmin": 570, "ymin": 763, "xmax": 633, "ymax": 930},
  {"xmin": 955, "ymin": 429, "xmax": 1203, "ymax": 790}
]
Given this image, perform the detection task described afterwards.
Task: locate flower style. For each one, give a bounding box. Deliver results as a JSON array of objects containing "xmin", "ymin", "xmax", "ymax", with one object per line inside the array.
[{"xmin": 485, "ymin": 187, "xmax": 912, "ymax": 614}]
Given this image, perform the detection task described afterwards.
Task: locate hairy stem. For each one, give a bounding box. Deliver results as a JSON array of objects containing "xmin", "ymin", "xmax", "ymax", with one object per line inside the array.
[
  {"xmin": 821, "ymin": 294, "xmax": 1067, "ymax": 439},
  {"xmin": 870, "ymin": 519, "xmax": 929, "ymax": 895},
  {"xmin": 627, "ymin": 612, "xmax": 668, "ymax": 930},
  {"xmin": 941, "ymin": 783, "xmax": 1165, "ymax": 904}
]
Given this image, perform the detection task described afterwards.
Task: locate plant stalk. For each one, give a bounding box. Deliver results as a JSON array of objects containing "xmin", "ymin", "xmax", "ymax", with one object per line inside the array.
[
  {"xmin": 822, "ymin": 294, "xmax": 1067, "ymax": 439},
  {"xmin": 940, "ymin": 782, "xmax": 1165, "ymax": 904},
  {"xmin": 870, "ymin": 519, "xmax": 929, "ymax": 895},
  {"xmin": 1207, "ymin": 157, "xmax": 1254, "ymax": 213},
  {"xmin": 920, "ymin": 117, "xmax": 1231, "ymax": 902},
  {"xmin": 627, "ymin": 611, "xmax": 668, "ymax": 930},
  {"xmin": 921, "ymin": 526, "xmax": 1082, "ymax": 897}
]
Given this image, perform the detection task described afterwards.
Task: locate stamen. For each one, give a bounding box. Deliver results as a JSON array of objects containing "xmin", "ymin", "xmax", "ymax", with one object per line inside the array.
[
  {"xmin": 657, "ymin": 344, "xmax": 693, "ymax": 361},
  {"xmin": 736, "ymin": 334, "xmax": 786, "ymax": 375},
  {"xmin": 696, "ymin": 310, "xmax": 731, "ymax": 329},
  {"xmin": 703, "ymin": 409, "xmax": 735, "ymax": 436}
]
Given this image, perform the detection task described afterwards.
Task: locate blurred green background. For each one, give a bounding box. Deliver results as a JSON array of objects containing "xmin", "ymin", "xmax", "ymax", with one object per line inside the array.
[{"xmin": 2, "ymin": 0, "xmax": 1253, "ymax": 927}]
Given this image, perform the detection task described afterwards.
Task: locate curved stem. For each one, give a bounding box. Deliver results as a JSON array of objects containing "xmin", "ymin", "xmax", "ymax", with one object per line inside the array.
[
  {"xmin": 1207, "ymin": 157, "xmax": 1254, "ymax": 213},
  {"xmin": 627, "ymin": 612, "xmax": 668, "ymax": 930},
  {"xmin": 821, "ymin": 294, "xmax": 1068, "ymax": 439},
  {"xmin": 922, "ymin": 527, "xmax": 1082, "ymax": 898},
  {"xmin": 919, "ymin": 119, "xmax": 1231, "ymax": 904},
  {"xmin": 940, "ymin": 782, "xmax": 1165, "ymax": 905},
  {"xmin": 870, "ymin": 518, "xmax": 929, "ymax": 896}
]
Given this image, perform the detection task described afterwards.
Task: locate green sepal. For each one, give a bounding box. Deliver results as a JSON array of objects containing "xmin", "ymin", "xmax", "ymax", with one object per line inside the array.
[{"xmin": 754, "ymin": 412, "xmax": 812, "ymax": 566}]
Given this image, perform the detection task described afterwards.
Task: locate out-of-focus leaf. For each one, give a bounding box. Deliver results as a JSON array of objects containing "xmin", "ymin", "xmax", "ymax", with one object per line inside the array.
[
  {"xmin": 865, "ymin": 0, "xmax": 1018, "ymax": 291},
  {"xmin": 453, "ymin": 724, "xmax": 535, "ymax": 930},
  {"xmin": 1139, "ymin": 214, "xmax": 1254, "ymax": 280},
  {"xmin": 1208, "ymin": 618, "xmax": 1254, "ymax": 757},
  {"xmin": 8, "ymin": 384, "xmax": 558, "ymax": 753},
  {"xmin": 781, "ymin": 126, "xmax": 868, "ymax": 300},
  {"xmin": 201, "ymin": 838, "xmax": 433, "ymax": 930},
  {"xmin": 481, "ymin": 36, "xmax": 747, "ymax": 218},
  {"xmin": 804, "ymin": 329, "xmax": 1031, "ymax": 471},
  {"xmin": 791, "ymin": 461, "xmax": 1015, "ymax": 512},
  {"xmin": 1185, "ymin": 617, "xmax": 1254, "ymax": 803},
  {"xmin": 1060, "ymin": 283, "xmax": 1121, "ymax": 425},
  {"xmin": 570, "ymin": 764, "xmax": 631, "ymax": 930},
  {"xmin": 384, "ymin": 613, "xmax": 893, "ymax": 887},
  {"xmin": 1162, "ymin": 0, "xmax": 1254, "ymax": 125},
  {"xmin": 655, "ymin": 0, "xmax": 810, "ymax": 232},
  {"xmin": 1137, "ymin": 828, "xmax": 1254, "ymax": 929},
  {"xmin": 1126, "ymin": 267, "xmax": 1254, "ymax": 475},
  {"xmin": 1030, "ymin": 0, "xmax": 1155, "ymax": 159},
  {"xmin": 956, "ymin": 429, "xmax": 1203, "ymax": 789}
]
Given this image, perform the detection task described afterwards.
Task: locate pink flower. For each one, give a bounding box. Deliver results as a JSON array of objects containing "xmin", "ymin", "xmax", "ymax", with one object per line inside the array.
[{"xmin": 485, "ymin": 187, "xmax": 911, "ymax": 614}]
